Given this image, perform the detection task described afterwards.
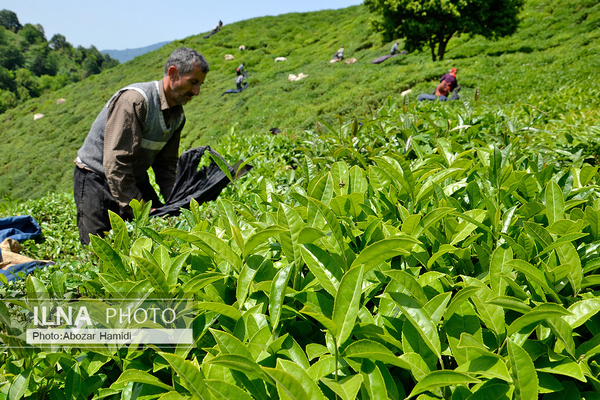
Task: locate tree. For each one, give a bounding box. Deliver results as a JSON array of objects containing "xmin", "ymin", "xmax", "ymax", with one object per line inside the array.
[
  {"xmin": 0, "ymin": 66, "xmax": 15, "ymax": 91},
  {"xmin": 0, "ymin": 89, "xmax": 17, "ymax": 113},
  {"xmin": 82, "ymin": 57, "xmax": 101, "ymax": 77},
  {"xmin": 0, "ymin": 41, "xmax": 25, "ymax": 70},
  {"xmin": 0, "ymin": 9, "xmax": 21, "ymax": 32},
  {"xmin": 49, "ymin": 33, "xmax": 71, "ymax": 51},
  {"xmin": 25, "ymin": 44, "xmax": 57, "ymax": 76},
  {"xmin": 364, "ymin": 0, "xmax": 524, "ymax": 61},
  {"xmin": 14, "ymin": 68, "xmax": 39, "ymax": 100},
  {"xmin": 20, "ymin": 23, "xmax": 46, "ymax": 45}
]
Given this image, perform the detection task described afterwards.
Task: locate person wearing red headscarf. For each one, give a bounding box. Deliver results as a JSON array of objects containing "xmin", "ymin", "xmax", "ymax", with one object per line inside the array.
[{"xmin": 440, "ymin": 68, "xmax": 459, "ymax": 92}]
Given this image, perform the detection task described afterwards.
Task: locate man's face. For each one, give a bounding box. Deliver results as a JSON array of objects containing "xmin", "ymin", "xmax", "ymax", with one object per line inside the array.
[{"xmin": 166, "ymin": 64, "xmax": 207, "ymax": 107}]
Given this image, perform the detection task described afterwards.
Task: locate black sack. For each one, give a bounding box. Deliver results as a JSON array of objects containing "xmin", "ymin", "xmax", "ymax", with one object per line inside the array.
[{"xmin": 150, "ymin": 146, "xmax": 252, "ymax": 217}]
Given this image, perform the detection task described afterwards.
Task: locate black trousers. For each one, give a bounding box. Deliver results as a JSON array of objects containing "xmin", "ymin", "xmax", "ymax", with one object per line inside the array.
[
  {"xmin": 73, "ymin": 167, "xmax": 124, "ymax": 246},
  {"xmin": 73, "ymin": 166, "xmax": 165, "ymax": 246}
]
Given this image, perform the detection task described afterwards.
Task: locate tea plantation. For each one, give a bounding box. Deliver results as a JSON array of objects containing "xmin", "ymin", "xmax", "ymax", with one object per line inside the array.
[{"xmin": 1, "ymin": 0, "xmax": 600, "ymax": 398}]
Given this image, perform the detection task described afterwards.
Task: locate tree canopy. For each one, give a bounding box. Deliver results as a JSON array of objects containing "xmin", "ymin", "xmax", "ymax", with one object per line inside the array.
[
  {"xmin": 0, "ymin": 10, "xmax": 119, "ymax": 114},
  {"xmin": 364, "ymin": 0, "xmax": 524, "ymax": 61},
  {"xmin": 0, "ymin": 9, "xmax": 21, "ymax": 32}
]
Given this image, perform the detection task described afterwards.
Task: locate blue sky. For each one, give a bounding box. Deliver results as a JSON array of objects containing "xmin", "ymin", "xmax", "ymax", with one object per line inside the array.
[{"xmin": 3, "ymin": 0, "xmax": 363, "ymax": 51}]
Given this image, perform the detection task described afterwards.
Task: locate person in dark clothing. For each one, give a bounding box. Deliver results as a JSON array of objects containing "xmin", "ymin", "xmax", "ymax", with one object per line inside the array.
[
  {"xmin": 203, "ymin": 20, "xmax": 223, "ymax": 38},
  {"xmin": 440, "ymin": 68, "xmax": 459, "ymax": 92},
  {"xmin": 417, "ymin": 80, "xmax": 460, "ymax": 101},
  {"xmin": 331, "ymin": 45, "xmax": 344, "ymax": 61},
  {"xmin": 235, "ymin": 73, "xmax": 245, "ymax": 90},
  {"xmin": 236, "ymin": 63, "xmax": 245, "ymax": 76},
  {"xmin": 73, "ymin": 47, "xmax": 209, "ymax": 245},
  {"xmin": 222, "ymin": 71, "xmax": 248, "ymax": 95},
  {"xmin": 417, "ymin": 67, "xmax": 460, "ymax": 102}
]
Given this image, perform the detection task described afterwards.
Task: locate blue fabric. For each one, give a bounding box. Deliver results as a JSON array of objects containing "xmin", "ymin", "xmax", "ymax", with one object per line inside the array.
[
  {"xmin": 0, "ymin": 215, "xmax": 42, "ymax": 242},
  {"xmin": 371, "ymin": 54, "xmax": 395, "ymax": 64},
  {"xmin": 0, "ymin": 261, "xmax": 52, "ymax": 283}
]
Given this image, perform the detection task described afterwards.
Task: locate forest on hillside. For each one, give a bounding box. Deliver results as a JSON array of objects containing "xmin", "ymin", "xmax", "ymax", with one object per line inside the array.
[{"xmin": 0, "ymin": 9, "xmax": 119, "ymax": 114}]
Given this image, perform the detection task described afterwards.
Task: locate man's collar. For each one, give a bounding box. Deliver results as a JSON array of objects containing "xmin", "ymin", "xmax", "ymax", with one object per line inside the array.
[{"xmin": 158, "ymin": 79, "xmax": 170, "ymax": 111}]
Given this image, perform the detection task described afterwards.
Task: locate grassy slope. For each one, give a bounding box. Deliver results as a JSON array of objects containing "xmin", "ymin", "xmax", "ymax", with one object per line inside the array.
[{"xmin": 0, "ymin": 0, "xmax": 599, "ymax": 201}]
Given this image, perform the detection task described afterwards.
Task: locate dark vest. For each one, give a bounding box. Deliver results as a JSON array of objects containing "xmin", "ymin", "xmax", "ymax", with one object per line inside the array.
[{"xmin": 77, "ymin": 81, "xmax": 184, "ymax": 179}]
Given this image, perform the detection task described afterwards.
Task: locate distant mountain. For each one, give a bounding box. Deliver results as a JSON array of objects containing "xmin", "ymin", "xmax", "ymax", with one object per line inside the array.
[{"xmin": 101, "ymin": 41, "xmax": 171, "ymax": 63}]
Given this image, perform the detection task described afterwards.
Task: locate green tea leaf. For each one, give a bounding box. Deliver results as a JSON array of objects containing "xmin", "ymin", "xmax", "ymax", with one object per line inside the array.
[
  {"xmin": 333, "ymin": 265, "xmax": 364, "ymax": 345},
  {"xmin": 360, "ymin": 359, "xmax": 387, "ymax": 400},
  {"xmin": 113, "ymin": 370, "xmax": 172, "ymax": 391},
  {"xmin": 160, "ymin": 352, "xmax": 211, "ymax": 400},
  {"xmin": 384, "ymin": 270, "xmax": 428, "ymax": 306},
  {"xmin": 536, "ymin": 357, "xmax": 586, "ymax": 382},
  {"xmin": 407, "ymin": 370, "xmax": 480, "ymax": 399},
  {"xmin": 210, "ymin": 328, "xmax": 253, "ymax": 359},
  {"xmin": 522, "ymin": 221, "xmax": 553, "ymax": 249},
  {"xmin": 133, "ymin": 251, "xmax": 169, "ymax": 294},
  {"xmin": 385, "ymin": 292, "xmax": 441, "ymax": 359},
  {"xmin": 351, "ymin": 236, "xmax": 421, "ymax": 273},
  {"xmin": 269, "ymin": 263, "xmax": 293, "ymax": 332},
  {"xmin": 546, "ymin": 317, "xmax": 576, "ymax": 358},
  {"xmin": 307, "ymin": 197, "xmax": 347, "ymax": 265},
  {"xmin": 300, "ymin": 244, "xmax": 343, "ymax": 297},
  {"xmin": 108, "ymin": 210, "xmax": 130, "ymax": 250},
  {"xmin": 507, "ymin": 259, "xmax": 560, "ymax": 302},
  {"xmin": 205, "ymin": 354, "xmax": 272, "ymax": 383},
  {"xmin": 427, "ymin": 244, "xmax": 458, "ymax": 271},
  {"xmin": 545, "ymin": 179, "xmax": 564, "ymax": 226},
  {"xmin": 470, "ymin": 288, "xmax": 506, "ymax": 341},
  {"xmin": 205, "ymin": 379, "xmax": 253, "ymax": 400},
  {"xmin": 343, "ymin": 339, "xmax": 415, "ymax": 371},
  {"xmin": 90, "ymin": 235, "xmax": 129, "ymax": 280},
  {"xmin": 585, "ymin": 206, "xmax": 600, "ymax": 241},
  {"xmin": 443, "ymin": 286, "xmax": 481, "ymax": 321},
  {"xmin": 456, "ymin": 354, "xmax": 511, "ymax": 381},
  {"xmin": 237, "ymin": 257, "xmax": 263, "ymax": 306},
  {"xmin": 321, "ymin": 375, "xmax": 363, "ymax": 400},
  {"xmin": 243, "ymin": 226, "xmax": 286, "ymax": 258},
  {"xmin": 8, "ymin": 368, "xmax": 32, "ymax": 400},
  {"xmin": 167, "ymin": 251, "xmax": 190, "ymax": 286},
  {"xmin": 278, "ymin": 204, "xmax": 305, "ymax": 267},
  {"xmin": 466, "ymin": 379, "xmax": 510, "ymax": 400},
  {"xmin": 209, "ymin": 152, "xmax": 233, "ymax": 183},
  {"xmin": 196, "ymin": 302, "xmax": 242, "ymax": 322},
  {"xmin": 192, "ymin": 231, "xmax": 243, "ymax": 274},
  {"xmin": 64, "ymin": 363, "xmax": 82, "ymax": 400},
  {"xmin": 300, "ymin": 306, "xmax": 337, "ymax": 335},
  {"xmin": 507, "ymin": 303, "xmax": 571, "ymax": 336},
  {"xmin": 489, "ymin": 246, "xmax": 513, "ymax": 296},
  {"xmin": 507, "ymin": 340, "xmax": 538, "ymax": 400},
  {"xmin": 262, "ymin": 362, "xmax": 315, "ymax": 400},
  {"xmin": 277, "ymin": 358, "xmax": 325, "ymax": 400},
  {"xmin": 563, "ymin": 298, "xmax": 600, "ymax": 328}
]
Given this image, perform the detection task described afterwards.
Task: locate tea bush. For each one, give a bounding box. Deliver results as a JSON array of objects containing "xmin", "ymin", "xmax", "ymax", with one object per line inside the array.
[{"xmin": 3, "ymin": 97, "xmax": 600, "ymax": 398}]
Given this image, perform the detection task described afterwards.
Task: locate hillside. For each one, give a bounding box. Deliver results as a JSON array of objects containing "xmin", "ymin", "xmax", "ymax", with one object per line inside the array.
[{"xmin": 0, "ymin": 0, "xmax": 599, "ymax": 201}]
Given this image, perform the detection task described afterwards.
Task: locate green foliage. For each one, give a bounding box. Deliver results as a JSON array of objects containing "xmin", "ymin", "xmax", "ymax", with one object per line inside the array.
[
  {"xmin": 0, "ymin": 0, "xmax": 599, "ymax": 201},
  {"xmin": 0, "ymin": 9, "xmax": 21, "ymax": 32},
  {"xmin": 0, "ymin": 11, "xmax": 119, "ymax": 114},
  {"xmin": 3, "ymin": 95, "xmax": 600, "ymax": 398},
  {"xmin": 0, "ymin": 1, "xmax": 600, "ymax": 398},
  {"xmin": 364, "ymin": 0, "xmax": 525, "ymax": 61}
]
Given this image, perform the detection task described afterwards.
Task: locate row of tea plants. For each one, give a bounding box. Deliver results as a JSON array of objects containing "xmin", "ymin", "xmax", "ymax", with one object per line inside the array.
[{"xmin": 2, "ymin": 97, "xmax": 600, "ymax": 399}]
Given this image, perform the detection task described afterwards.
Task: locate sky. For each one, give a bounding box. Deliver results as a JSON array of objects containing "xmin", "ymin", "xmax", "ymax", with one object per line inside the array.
[{"xmin": 3, "ymin": 0, "xmax": 363, "ymax": 51}]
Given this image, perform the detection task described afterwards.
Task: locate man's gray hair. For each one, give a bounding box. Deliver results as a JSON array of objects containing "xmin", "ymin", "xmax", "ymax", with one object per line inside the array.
[{"xmin": 164, "ymin": 47, "xmax": 209, "ymax": 76}]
